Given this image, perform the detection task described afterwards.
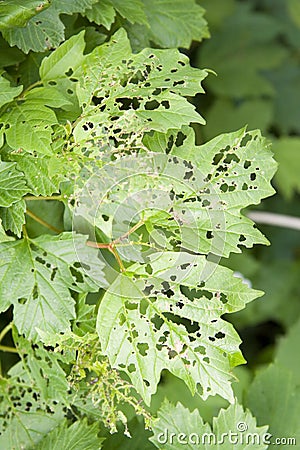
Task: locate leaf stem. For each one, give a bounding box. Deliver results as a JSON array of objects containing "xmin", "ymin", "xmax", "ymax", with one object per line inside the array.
[
  {"xmin": 26, "ymin": 209, "xmax": 62, "ymax": 234},
  {"xmin": 113, "ymin": 220, "xmax": 144, "ymax": 244},
  {"xmin": 0, "ymin": 322, "xmax": 13, "ymax": 343},
  {"xmin": 0, "ymin": 345, "xmax": 18, "ymax": 353},
  {"xmin": 109, "ymin": 245, "xmax": 126, "ymax": 272},
  {"xmin": 86, "ymin": 221, "xmax": 144, "ymax": 272},
  {"xmin": 19, "ymin": 80, "xmax": 43, "ymax": 99},
  {"xmin": 24, "ymin": 195, "xmax": 64, "ymax": 201}
]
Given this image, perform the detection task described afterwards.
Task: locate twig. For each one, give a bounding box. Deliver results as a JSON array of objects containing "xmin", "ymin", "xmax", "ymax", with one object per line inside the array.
[
  {"xmin": 86, "ymin": 221, "xmax": 144, "ymax": 272},
  {"xmin": 0, "ymin": 345, "xmax": 18, "ymax": 353},
  {"xmin": 247, "ymin": 211, "xmax": 300, "ymax": 231},
  {"xmin": 0, "ymin": 322, "xmax": 13, "ymax": 343},
  {"xmin": 24, "ymin": 195, "xmax": 63, "ymax": 201},
  {"xmin": 26, "ymin": 209, "xmax": 62, "ymax": 234}
]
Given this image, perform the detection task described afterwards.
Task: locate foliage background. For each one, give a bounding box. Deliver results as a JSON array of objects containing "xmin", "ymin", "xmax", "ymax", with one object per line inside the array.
[{"xmin": 0, "ymin": 0, "xmax": 300, "ymax": 448}]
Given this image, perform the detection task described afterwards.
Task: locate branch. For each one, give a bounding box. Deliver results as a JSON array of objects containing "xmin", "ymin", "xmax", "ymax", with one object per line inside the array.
[
  {"xmin": 26, "ymin": 209, "xmax": 62, "ymax": 234},
  {"xmin": 247, "ymin": 211, "xmax": 300, "ymax": 231}
]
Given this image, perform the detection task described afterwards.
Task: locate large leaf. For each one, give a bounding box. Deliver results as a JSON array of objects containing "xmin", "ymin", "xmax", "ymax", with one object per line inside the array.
[
  {"xmin": 75, "ymin": 29, "xmax": 207, "ymax": 134},
  {"xmin": 151, "ymin": 400, "xmax": 268, "ymax": 449},
  {"xmin": 0, "ymin": 232, "xmax": 107, "ymax": 339},
  {"xmin": 97, "ymin": 251, "xmax": 262, "ymax": 405},
  {"xmin": 75, "ymin": 128, "xmax": 276, "ymax": 260}
]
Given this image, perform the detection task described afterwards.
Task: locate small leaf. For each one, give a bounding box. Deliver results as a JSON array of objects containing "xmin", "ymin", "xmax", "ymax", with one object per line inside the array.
[
  {"xmin": 0, "ymin": 0, "xmax": 50, "ymax": 31},
  {"xmin": 112, "ymin": 0, "xmax": 147, "ymax": 25},
  {"xmin": 0, "ymin": 74, "xmax": 22, "ymax": 108},
  {"xmin": 0, "ymin": 198, "xmax": 26, "ymax": 236},
  {"xmin": 83, "ymin": 0, "xmax": 116, "ymax": 28},
  {"xmin": 40, "ymin": 30, "xmax": 86, "ymax": 81},
  {"xmin": 1, "ymin": 100, "xmax": 58, "ymax": 154}
]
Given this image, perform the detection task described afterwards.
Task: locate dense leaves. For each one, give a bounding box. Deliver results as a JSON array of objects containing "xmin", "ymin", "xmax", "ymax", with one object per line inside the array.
[{"xmin": 0, "ymin": 0, "xmax": 296, "ymax": 448}]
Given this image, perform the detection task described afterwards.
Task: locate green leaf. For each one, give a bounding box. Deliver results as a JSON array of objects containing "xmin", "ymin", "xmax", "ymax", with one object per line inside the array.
[
  {"xmin": 0, "ymin": 0, "xmax": 50, "ymax": 31},
  {"xmin": 111, "ymin": 0, "xmax": 147, "ymax": 25},
  {"xmin": 203, "ymin": 98, "xmax": 273, "ymax": 140},
  {"xmin": 151, "ymin": 400, "xmax": 268, "ymax": 449},
  {"xmin": 0, "ymin": 217, "xmax": 14, "ymax": 241},
  {"xmin": 74, "ymin": 30, "xmax": 207, "ymax": 153},
  {"xmin": 76, "ymin": 128, "xmax": 275, "ymax": 260},
  {"xmin": 35, "ymin": 419, "xmax": 104, "ymax": 450},
  {"xmin": 272, "ymin": 137, "xmax": 300, "ymax": 199},
  {"xmin": 0, "ymin": 35, "xmax": 25, "ymax": 68},
  {"xmin": 24, "ymin": 85, "xmax": 73, "ymax": 109},
  {"xmin": 265, "ymin": 62, "xmax": 300, "ymax": 134},
  {"xmin": 127, "ymin": 0, "xmax": 209, "ymax": 50},
  {"xmin": 83, "ymin": 0, "xmax": 148, "ymax": 29},
  {"xmin": 0, "ymin": 74, "xmax": 22, "ymax": 108},
  {"xmin": 1, "ymin": 0, "xmax": 96, "ymax": 53},
  {"xmin": 275, "ymin": 318, "xmax": 300, "ymax": 381},
  {"xmin": 0, "ymin": 160, "xmax": 27, "ymax": 206},
  {"xmin": 1, "ymin": 99, "xmax": 58, "ymax": 154},
  {"xmin": 198, "ymin": 4, "xmax": 287, "ymax": 97},
  {"xmin": 247, "ymin": 365, "xmax": 300, "ymax": 447},
  {"xmin": 0, "ymin": 340, "xmax": 66, "ymax": 449},
  {"xmin": 83, "ymin": 0, "xmax": 116, "ymax": 29},
  {"xmin": 169, "ymin": 127, "xmax": 276, "ymax": 255},
  {"xmin": 6, "ymin": 152, "xmax": 63, "ymax": 196},
  {"xmin": 97, "ymin": 251, "xmax": 262, "ymax": 405},
  {"xmin": 40, "ymin": 30, "xmax": 86, "ymax": 81},
  {"xmin": 0, "ymin": 198, "xmax": 26, "ymax": 236},
  {"xmin": 0, "ymin": 233, "xmax": 107, "ymax": 339}
]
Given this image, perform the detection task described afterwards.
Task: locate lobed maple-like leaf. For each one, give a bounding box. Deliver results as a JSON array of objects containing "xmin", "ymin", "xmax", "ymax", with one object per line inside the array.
[
  {"xmin": 74, "ymin": 127, "xmax": 276, "ymax": 260},
  {"xmin": 0, "ymin": 232, "xmax": 107, "ymax": 339},
  {"xmin": 97, "ymin": 252, "xmax": 262, "ymax": 404}
]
